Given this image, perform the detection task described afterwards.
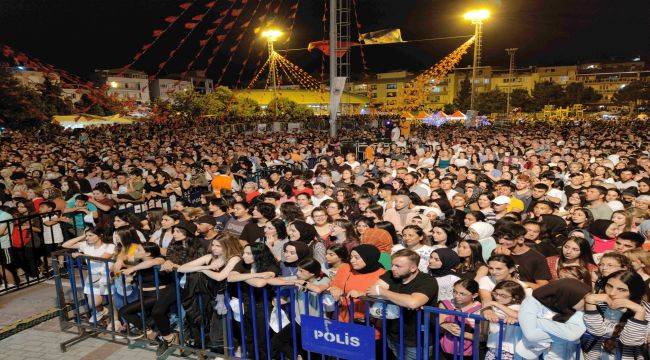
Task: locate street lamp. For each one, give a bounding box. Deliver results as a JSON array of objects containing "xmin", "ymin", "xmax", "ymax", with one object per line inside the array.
[
  {"xmin": 261, "ymin": 29, "xmax": 283, "ymax": 117},
  {"xmin": 464, "ymin": 9, "xmax": 489, "ymax": 112}
]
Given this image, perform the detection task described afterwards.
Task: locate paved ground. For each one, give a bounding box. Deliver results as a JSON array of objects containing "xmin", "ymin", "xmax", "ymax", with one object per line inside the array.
[{"xmin": 0, "ymin": 282, "xmax": 197, "ymax": 360}]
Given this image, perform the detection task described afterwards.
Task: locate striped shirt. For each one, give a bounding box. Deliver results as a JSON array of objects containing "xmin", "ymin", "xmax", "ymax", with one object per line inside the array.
[{"xmin": 582, "ymin": 303, "xmax": 650, "ymax": 360}]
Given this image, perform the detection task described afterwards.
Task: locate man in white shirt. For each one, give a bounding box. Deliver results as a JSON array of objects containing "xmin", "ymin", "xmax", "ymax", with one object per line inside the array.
[{"xmin": 311, "ymin": 182, "xmax": 332, "ymax": 207}]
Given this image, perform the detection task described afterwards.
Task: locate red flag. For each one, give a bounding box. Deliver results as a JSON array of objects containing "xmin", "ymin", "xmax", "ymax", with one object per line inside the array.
[
  {"xmin": 216, "ymin": 35, "xmax": 226, "ymax": 42},
  {"xmin": 291, "ymin": 3, "xmax": 299, "ymax": 10},
  {"xmin": 236, "ymin": 33, "xmax": 244, "ymax": 40},
  {"xmin": 219, "ymin": 9, "xmax": 228, "ymax": 16},
  {"xmin": 133, "ymin": 53, "xmax": 143, "ymax": 61},
  {"xmin": 184, "ymin": 22, "xmax": 197, "ymax": 29},
  {"xmin": 205, "ymin": 1, "xmax": 216, "ymax": 8},
  {"xmin": 192, "ymin": 14, "xmax": 204, "ymax": 21},
  {"xmin": 164, "ymin": 16, "xmax": 178, "ymax": 23},
  {"xmin": 241, "ymin": 20, "xmax": 250, "ymax": 27},
  {"xmin": 307, "ymin": 41, "xmax": 358, "ymax": 57},
  {"xmin": 169, "ymin": 49, "xmax": 177, "ymax": 58},
  {"xmin": 142, "ymin": 43, "xmax": 153, "ymax": 50},
  {"xmin": 199, "ymin": 40, "xmax": 209, "ymax": 46},
  {"xmin": 229, "ymin": 45, "xmax": 237, "ymax": 52},
  {"xmin": 231, "ymin": 9, "xmax": 242, "ymax": 16},
  {"xmin": 152, "ymin": 29, "xmax": 163, "ymax": 37},
  {"xmin": 158, "ymin": 62, "xmax": 167, "ymax": 69},
  {"xmin": 223, "ymin": 21, "xmax": 234, "ymax": 29},
  {"xmin": 214, "ymin": 18, "xmax": 223, "ymax": 24},
  {"xmin": 179, "ymin": 2, "xmax": 191, "ymax": 10},
  {"xmin": 206, "ymin": 27, "xmax": 217, "ymax": 35}
]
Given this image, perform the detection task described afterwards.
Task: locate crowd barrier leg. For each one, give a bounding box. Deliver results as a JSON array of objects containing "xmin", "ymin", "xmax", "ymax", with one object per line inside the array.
[
  {"xmin": 86, "ymin": 258, "xmax": 98, "ymax": 328},
  {"xmin": 104, "ymin": 262, "xmax": 116, "ymax": 339},
  {"xmin": 137, "ymin": 273, "xmax": 147, "ymax": 336},
  {"xmin": 249, "ymin": 286, "xmax": 260, "ymax": 360},
  {"xmin": 262, "ymin": 287, "xmax": 271, "ymax": 360},
  {"xmin": 174, "ymin": 273, "xmax": 185, "ymax": 352},
  {"xmin": 237, "ymin": 284, "xmax": 247, "ymax": 359},
  {"xmin": 52, "ymin": 256, "xmax": 69, "ymax": 329}
]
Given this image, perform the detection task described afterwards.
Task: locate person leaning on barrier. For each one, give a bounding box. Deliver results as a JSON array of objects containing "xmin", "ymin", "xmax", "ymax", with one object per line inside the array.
[
  {"xmin": 366, "ymin": 248, "xmax": 438, "ymax": 360},
  {"xmin": 177, "ymin": 233, "xmax": 243, "ymax": 355},
  {"xmin": 61, "ymin": 224, "xmax": 115, "ymax": 321},
  {"xmin": 115, "ymin": 242, "xmax": 167, "ymax": 338}
]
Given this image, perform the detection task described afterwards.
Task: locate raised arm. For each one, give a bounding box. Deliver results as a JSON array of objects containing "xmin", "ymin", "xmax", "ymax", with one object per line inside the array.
[{"xmin": 176, "ymin": 254, "xmax": 212, "ymax": 273}]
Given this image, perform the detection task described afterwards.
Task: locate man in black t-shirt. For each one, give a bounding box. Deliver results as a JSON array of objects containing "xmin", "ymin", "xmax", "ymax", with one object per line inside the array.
[
  {"xmin": 494, "ymin": 221, "xmax": 551, "ymax": 289},
  {"xmin": 367, "ymin": 249, "xmax": 438, "ymax": 360}
]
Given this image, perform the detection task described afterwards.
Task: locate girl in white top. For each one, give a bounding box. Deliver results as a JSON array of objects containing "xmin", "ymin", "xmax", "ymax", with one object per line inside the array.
[
  {"xmin": 391, "ymin": 225, "xmax": 433, "ymax": 272},
  {"xmin": 479, "ymin": 254, "xmax": 531, "ymax": 323},
  {"xmin": 483, "ymin": 280, "xmax": 526, "ymax": 360},
  {"xmin": 62, "ymin": 225, "xmax": 115, "ymax": 321}
]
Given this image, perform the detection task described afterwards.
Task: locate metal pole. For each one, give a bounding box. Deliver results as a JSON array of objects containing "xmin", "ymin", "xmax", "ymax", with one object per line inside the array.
[
  {"xmin": 329, "ymin": 0, "xmax": 338, "ymax": 138},
  {"xmin": 505, "ymin": 48, "xmax": 518, "ymax": 117},
  {"xmin": 469, "ymin": 21, "xmax": 482, "ymax": 111},
  {"xmin": 269, "ymin": 40, "xmax": 279, "ymax": 118}
]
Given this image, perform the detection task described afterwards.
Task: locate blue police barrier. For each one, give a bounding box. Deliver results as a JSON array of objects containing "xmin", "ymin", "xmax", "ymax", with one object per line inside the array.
[
  {"xmin": 300, "ymin": 315, "xmax": 375, "ymax": 359},
  {"xmin": 49, "ymin": 253, "xmax": 601, "ymax": 360}
]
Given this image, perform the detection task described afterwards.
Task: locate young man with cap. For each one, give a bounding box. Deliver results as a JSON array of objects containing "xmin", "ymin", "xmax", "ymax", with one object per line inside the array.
[
  {"xmin": 496, "ymin": 180, "xmax": 525, "ymax": 213},
  {"xmin": 492, "ymin": 195, "xmax": 511, "ymax": 220},
  {"xmin": 367, "ymin": 249, "xmax": 438, "ymax": 360}
]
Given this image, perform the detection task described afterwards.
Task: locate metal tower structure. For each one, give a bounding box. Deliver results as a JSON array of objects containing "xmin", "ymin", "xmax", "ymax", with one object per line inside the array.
[
  {"xmin": 464, "ymin": 10, "xmax": 489, "ymax": 111},
  {"xmin": 328, "ymin": 0, "xmax": 351, "ymax": 137},
  {"xmin": 505, "ymin": 48, "xmax": 518, "ymax": 117}
]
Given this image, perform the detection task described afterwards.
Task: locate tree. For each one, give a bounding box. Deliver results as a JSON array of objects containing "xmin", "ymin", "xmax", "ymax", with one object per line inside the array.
[
  {"xmin": 531, "ymin": 81, "xmax": 566, "ymax": 110},
  {"xmin": 509, "ymin": 88, "xmax": 535, "ymax": 112},
  {"xmin": 170, "ymin": 89, "xmax": 206, "ymax": 119},
  {"xmin": 613, "ymin": 80, "xmax": 650, "ymax": 113},
  {"xmin": 452, "ymin": 74, "xmax": 471, "ymax": 111},
  {"xmin": 39, "ymin": 76, "xmax": 73, "ymax": 116},
  {"xmin": 266, "ymin": 97, "xmax": 314, "ymax": 120},
  {"xmin": 232, "ymin": 97, "xmax": 261, "ymax": 117},
  {"xmin": 564, "ymin": 82, "xmax": 601, "ymax": 105},
  {"xmin": 476, "ymin": 89, "xmax": 507, "ymax": 114},
  {"xmin": 0, "ymin": 68, "xmax": 50, "ymax": 129}
]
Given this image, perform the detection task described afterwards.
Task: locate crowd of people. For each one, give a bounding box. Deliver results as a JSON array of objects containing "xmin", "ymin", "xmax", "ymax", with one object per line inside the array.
[{"xmin": 0, "ymin": 117, "xmax": 649, "ymax": 359}]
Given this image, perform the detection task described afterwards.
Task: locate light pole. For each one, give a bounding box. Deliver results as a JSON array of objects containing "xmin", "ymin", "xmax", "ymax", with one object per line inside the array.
[
  {"xmin": 505, "ymin": 48, "xmax": 518, "ymax": 117},
  {"xmin": 463, "ymin": 9, "xmax": 489, "ymax": 111},
  {"xmin": 261, "ymin": 29, "xmax": 283, "ymax": 117}
]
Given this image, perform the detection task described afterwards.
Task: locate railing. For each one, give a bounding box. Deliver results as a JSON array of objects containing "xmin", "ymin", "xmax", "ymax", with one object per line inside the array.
[
  {"xmin": 49, "ymin": 250, "xmax": 593, "ymax": 360},
  {"xmin": 0, "ymin": 210, "xmax": 82, "ymax": 295}
]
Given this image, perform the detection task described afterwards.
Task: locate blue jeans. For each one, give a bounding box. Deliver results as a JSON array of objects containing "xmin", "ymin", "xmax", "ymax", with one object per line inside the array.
[{"xmin": 387, "ymin": 338, "xmax": 418, "ymax": 360}]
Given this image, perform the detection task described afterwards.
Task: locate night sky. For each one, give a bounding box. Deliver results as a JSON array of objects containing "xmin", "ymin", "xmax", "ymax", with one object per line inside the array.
[{"xmin": 0, "ymin": 0, "xmax": 647, "ymax": 85}]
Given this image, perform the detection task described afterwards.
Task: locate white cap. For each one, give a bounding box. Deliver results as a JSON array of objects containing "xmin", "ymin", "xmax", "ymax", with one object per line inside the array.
[{"xmin": 492, "ymin": 195, "xmax": 511, "ymax": 205}]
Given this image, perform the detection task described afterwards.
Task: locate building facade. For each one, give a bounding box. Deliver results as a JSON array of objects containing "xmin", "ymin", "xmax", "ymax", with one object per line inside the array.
[{"xmin": 94, "ymin": 69, "xmax": 151, "ymax": 104}]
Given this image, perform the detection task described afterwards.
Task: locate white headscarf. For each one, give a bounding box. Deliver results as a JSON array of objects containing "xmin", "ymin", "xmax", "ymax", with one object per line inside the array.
[{"xmin": 469, "ymin": 221, "xmax": 494, "ymax": 241}]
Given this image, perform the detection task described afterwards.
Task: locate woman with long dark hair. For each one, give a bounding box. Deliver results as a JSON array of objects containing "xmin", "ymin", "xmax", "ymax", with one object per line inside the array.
[
  {"xmin": 583, "ymin": 270, "xmax": 649, "ymax": 360},
  {"xmin": 546, "ymin": 236, "xmax": 598, "ymax": 281}
]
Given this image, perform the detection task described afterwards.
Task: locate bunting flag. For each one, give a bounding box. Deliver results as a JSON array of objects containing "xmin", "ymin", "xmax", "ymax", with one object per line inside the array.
[
  {"xmin": 285, "ymin": 0, "xmax": 300, "ymax": 43},
  {"xmin": 205, "ymin": 1, "xmax": 216, "ymax": 8},
  {"xmin": 199, "ymin": 39, "xmax": 209, "ymax": 46},
  {"xmin": 223, "ymin": 21, "xmax": 235, "ymax": 29},
  {"xmin": 165, "ymin": 16, "xmax": 178, "ymax": 23},
  {"xmin": 216, "ymin": 35, "xmax": 226, "ymax": 42},
  {"xmin": 152, "ymin": 29, "xmax": 163, "ymax": 37},
  {"xmin": 179, "ymin": 2, "xmax": 192, "ymax": 10},
  {"xmin": 351, "ymin": 0, "xmax": 368, "ymax": 72},
  {"xmin": 192, "ymin": 14, "xmax": 205, "ymax": 21},
  {"xmin": 142, "ymin": 43, "xmax": 153, "ymax": 50},
  {"xmin": 307, "ymin": 40, "xmax": 359, "ymax": 57},
  {"xmin": 231, "ymin": 9, "xmax": 242, "ymax": 16},
  {"xmin": 359, "ymin": 28, "xmax": 403, "ymax": 44},
  {"xmin": 216, "ymin": 0, "xmax": 261, "ymax": 85},
  {"xmin": 184, "ymin": 22, "xmax": 198, "ymax": 29},
  {"xmin": 220, "ymin": 9, "xmax": 229, "ymax": 16},
  {"xmin": 206, "ymin": 27, "xmax": 217, "ymax": 35}
]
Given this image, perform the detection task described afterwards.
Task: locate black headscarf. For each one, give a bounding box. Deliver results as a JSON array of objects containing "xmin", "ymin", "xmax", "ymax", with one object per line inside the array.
[
  {"xmin": 429, "ymin": 248, "xmax": 460, "ymax": 277},
  {"xmin": 351, "ymin": 244, "xmax": 382, "ymax": 274},
  {"xmin": 533, "ymin": 278, "xmax": 591, "ymax": 323},
  {"xmin": 291, "ymin": 220, "xmax": 318, "ymax": 243},
  {"xmin": 282, "ymin": 241, "xmax": 312, "ymax": 267},
  {"xmin": 588, "ymin": 219, "xmax": 614, "ymax": 240}
]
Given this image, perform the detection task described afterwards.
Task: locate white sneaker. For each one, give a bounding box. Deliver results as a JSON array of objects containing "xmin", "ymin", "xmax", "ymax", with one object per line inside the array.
[{"xmin": 93, "ymin": 308, "xmax": 109, "ymax": 321}]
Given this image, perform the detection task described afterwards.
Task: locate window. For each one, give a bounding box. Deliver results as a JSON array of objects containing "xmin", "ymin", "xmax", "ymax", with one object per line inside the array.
[
  {"xmin": 387, "ymin": 100, "xmax": 396, "ymax": 105},
  {"xmin": 371, "ymin": 93, "xmax": 377, "ymax": 98},
  {"xmin": 370, "ymin": 85, "xmax": 377, "ymax": 90},
  {"xmin": 386, "ymin": 83, "xmax": 398, "ymax": 90},
  {"xmin": 386, "ymin": 91, "xmax": 397, "ymax": 97}
]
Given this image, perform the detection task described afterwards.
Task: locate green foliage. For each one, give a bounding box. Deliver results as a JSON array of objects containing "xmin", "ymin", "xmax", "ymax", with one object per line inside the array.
[
  {"xmin": 476, "ymin": 89, "xmax": 507, "ymax": 114},
  {"xmin": 564, "ymin": 82, "xmax": 602, "ymax": 105},
  {"xmin": 266, "ymin": 96, "xmax": 314, "ymax": 120},
  {"xmin": 613, "ymin": 80, "xmax": 649, "ymax": 105},
  {"xmin": 452, "ymin": 74, "xmax": 471, "ymax": 111},
  {"xmin": 531, "ymin": 81, "xmax": 567, "ymax": 110},
  {"xmin": 39, "ymin": 77, "xmax": 73, "ymax": 116},
  {"xmin": 0, "ymin": 68, "xmax": 50, "ymax": 129},
  {"xmin": 509, "ymin": 88, "xmax": 535, "ymax": 112},
  {"xmin": 232, "ymin": 97, "xmax": 261, "ymax": 117}
]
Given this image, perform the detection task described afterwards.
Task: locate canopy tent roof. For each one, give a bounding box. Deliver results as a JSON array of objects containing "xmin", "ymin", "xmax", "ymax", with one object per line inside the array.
[{"xmin": 447, "ymin": 110, "xmax": 466, "ymax": 120}]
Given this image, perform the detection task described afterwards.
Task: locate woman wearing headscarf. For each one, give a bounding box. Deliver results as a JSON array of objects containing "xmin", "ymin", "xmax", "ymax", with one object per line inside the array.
[
  {"xmin": 516, "ymin": 278, "xmax": 591, "ymax": 360},
  {"xmin": 279, "ymin": 241, "xmax": 311, "ymax": 279},
  {"xmin": 360, "ymin": 227, "xmax": 393, "ymax": 270},
  {"xmin": 537, "ymin": 214, "xmax": 569, "ymax": 256},
  {"xmin": 329, "ymin": 244, "xmax": 386, "ymax": 323},
  {"xmin": 588, "ymin": 219, "xmax": 620, "ymax": 254},
  {"xmin": 287, "ymin": 220, "xmax": 326, "ymax": 268},
  {"xmin": 427, "ymin": 248, "xmax": 461, "ymax": 301},
  {"xmin": 383, "ymin": 194, "xmax": 415, "ymax": 232},
  {"xmin": 468, "ymin": 221, "xmax": 496, "ymax": 262}
]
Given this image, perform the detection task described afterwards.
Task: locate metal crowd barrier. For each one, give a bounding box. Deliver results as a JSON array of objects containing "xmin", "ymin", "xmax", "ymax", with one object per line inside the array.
[
  {"xmin": 0, "ymin": 210, "xmax": 74, "ymax": 295},
  {"xmin": 51, "ymin": 249, "xmax": 587, "ymax": 360}
]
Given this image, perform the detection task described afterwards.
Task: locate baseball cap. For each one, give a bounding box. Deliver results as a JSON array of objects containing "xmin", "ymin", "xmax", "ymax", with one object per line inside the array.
[{"xmin": 492, "ymin": 195, "xmax": 511, "ymax": 205}]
